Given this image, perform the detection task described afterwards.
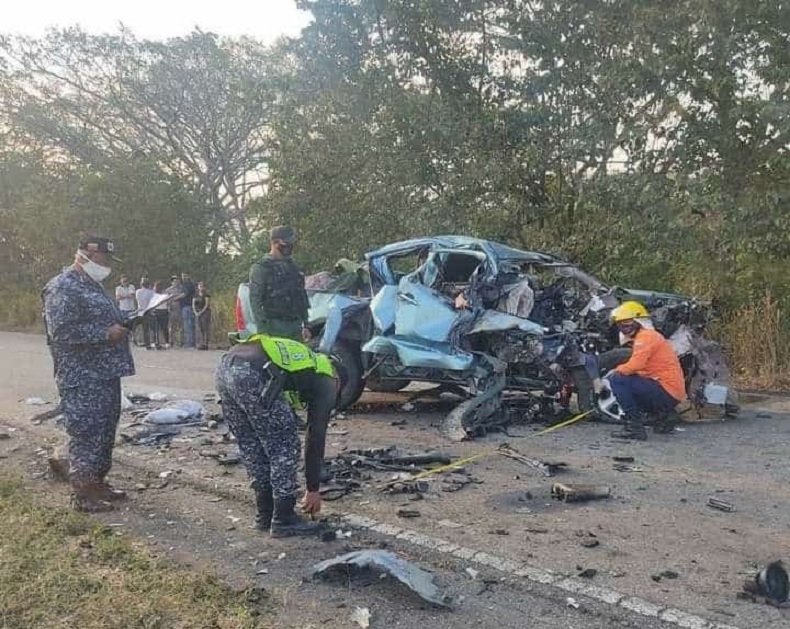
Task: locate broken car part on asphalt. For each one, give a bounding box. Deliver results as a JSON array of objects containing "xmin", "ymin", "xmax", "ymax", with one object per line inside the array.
[
  {"xmin": 741, "ymin": 561, "xmax": 790, "ymax": 605},
  {"xmin": 311, "ymin": 549, "xmax": 452, "ymax": 608},
  {"xmin": 707, "ymin": 497, "xmax": 736, "ymax": 512},
  {"xmin": 497, "ymin": 443, "xmax": 567, "ymax": 477},
  {"xmin": 551, "ymin": 483, "xmax": 611, "ymax": 503}
]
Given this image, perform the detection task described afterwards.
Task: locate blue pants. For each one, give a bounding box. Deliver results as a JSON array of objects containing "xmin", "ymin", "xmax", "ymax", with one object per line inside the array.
[
  {"xmin": 181, "ymin": 305, "xmax": 195, "ymax": 347},
  {"xmin": 60, "ymin": 379, "xmax": 122, "ymax": 482},
  {"xmin": 609, "ymin": 373, "xmax": 678, "ymax": 417},
  {"xmin": 215, "ymin": 355, "xmax": 299, "ymax": 500}
]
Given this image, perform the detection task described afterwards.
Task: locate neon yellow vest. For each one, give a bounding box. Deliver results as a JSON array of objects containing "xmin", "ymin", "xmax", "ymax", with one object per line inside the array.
[
  {"xmin": 242, "ymin": 335, "xmax": 335, "ymax": 410},
  {"xmin": 245, "ymin": 334, "xmax": 335, "ymax": 378}
]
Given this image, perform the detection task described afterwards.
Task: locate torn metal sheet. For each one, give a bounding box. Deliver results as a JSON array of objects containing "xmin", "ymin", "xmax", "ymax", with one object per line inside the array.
[{"xmin": 311, "ymin": 550, "xmax": 452, "ymax": 607}]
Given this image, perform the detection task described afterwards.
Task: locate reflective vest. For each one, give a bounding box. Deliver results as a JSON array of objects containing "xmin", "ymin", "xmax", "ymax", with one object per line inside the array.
[
  {"xmin": 242, "ymin": 334, "xmax": 335, "ymax": 409},
  {"xmin": 245, "ymin": 334, "xmax": 335, "ymax": 377}
]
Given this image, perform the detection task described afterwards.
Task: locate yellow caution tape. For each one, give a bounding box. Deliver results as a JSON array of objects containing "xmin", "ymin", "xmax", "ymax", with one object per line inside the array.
[{"xmin": 378, "ymin": 408, "xmax": 594, "ymax": 489}]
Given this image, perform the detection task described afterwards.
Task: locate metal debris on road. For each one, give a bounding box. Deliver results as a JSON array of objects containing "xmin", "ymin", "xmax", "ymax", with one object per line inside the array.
[
  {"xmin": 651, "ymin": 570, "xmax": 680, "ymax": 582},
  {"xmin": 748, "ymin": 561, "xmax": 790, "ymax": 603},
  {"xmin": 396, "ymin": 508, "xmax": 421, "ymax": 518},
  {"xmin": 612, "ymin": 456, "xmax": 635, "ymax": 463},
  {"xmin": 312, "ymin": 550, "xmax": 452, "ymax": 608},
  {"xmin": 497, "ymin": 443, "xmax": 567, "ymax": 477},
  {"xmin": 613, "ymin": 463, "xmax": 644, "ymax": 472},
  {"xmin": 707, "ymin": 497, "xmax": 735, "ymax": 512},
  {"xmin": 551, "ymin": 483, "xmax": 611, "ymax": 503}
]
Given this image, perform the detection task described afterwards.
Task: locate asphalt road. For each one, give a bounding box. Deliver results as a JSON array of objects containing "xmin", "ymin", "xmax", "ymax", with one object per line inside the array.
[{"xmin": 1, "ymin": 331, "xmax": 789, "ymax": 629}]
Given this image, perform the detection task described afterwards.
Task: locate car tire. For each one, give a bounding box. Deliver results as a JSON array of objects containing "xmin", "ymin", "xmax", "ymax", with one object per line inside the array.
[
  {"xmin": 332, "ymin": 341, "xmax": 366, "ymax": 410},
  {"xmin": 365, "ymin": 372, "xmax": 410, "ymax": 393}
]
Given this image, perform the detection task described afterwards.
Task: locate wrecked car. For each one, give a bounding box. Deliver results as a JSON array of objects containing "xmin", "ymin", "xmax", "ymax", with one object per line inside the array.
[{"xmin": 233, "ymin": 236, "xmax": 734, "ymax": 439}]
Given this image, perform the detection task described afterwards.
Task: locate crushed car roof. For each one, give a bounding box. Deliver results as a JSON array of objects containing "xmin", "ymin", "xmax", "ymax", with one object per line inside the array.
[{"xmin": 366, "ymin": 235, "xmax": 564, "ymax": 264}]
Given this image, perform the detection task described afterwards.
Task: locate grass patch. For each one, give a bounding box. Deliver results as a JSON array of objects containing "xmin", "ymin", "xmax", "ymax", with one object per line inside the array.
[{"xmin": 0, "ymin": 476, "xmax": 272, "ymax": 629}]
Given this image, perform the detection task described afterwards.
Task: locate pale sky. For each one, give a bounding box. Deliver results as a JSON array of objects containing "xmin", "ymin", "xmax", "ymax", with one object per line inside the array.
[{"xmin": 2, "ymin": 0, "xmax": 312, "ymax": 42}]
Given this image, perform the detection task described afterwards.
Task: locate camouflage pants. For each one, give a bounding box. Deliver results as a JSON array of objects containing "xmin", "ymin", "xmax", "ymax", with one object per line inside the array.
[
  {"xmin": 59, "ymin": 379, "xmax": 122, "ymax": 483},
  {"xmin": 215, "ymin": 354, "xmax": 299, "ymax": 500}
]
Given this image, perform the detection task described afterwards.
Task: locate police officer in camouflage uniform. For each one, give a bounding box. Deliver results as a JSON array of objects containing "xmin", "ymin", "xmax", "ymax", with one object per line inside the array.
[
  {"xmin": 215, "ymin": 334, "xmax": 338, "ymax": 537},
  {"xmin": 43, "ymin": 237, "xmax": 135, "ymax": 513},
  {"xmin": 249, "ymin": 226, "xmax": 311, "ymax": 342}
]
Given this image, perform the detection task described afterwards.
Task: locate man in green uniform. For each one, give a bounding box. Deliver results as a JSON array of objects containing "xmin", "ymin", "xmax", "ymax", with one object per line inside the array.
[
  {"xmin": 249, "ymin": 226, "xmax": 311, "ymax": 341},
  {"xmin": 215, "ymin": 334, "xmax": 338, "ymax": 536}
]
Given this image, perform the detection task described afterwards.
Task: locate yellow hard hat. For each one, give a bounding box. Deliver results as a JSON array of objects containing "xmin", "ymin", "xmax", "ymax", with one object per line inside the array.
[{"xmin": 611, "ymin": 300, "xmax": 649, "ymax": 323}]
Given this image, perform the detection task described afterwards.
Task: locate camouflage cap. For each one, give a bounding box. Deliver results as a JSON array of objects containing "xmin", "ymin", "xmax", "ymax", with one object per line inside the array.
[
  {"xmin": 79, "ymin": 236, "xmax": 122, "ymax": 262},
  {"xmin": 270, "ymin": 225, "xmax": 297, "ymax": 243}
]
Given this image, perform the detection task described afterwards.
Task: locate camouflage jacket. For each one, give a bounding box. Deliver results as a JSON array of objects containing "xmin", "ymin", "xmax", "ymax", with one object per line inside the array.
[{"xmin": 43, "ymin": 267, "xmax": 135, "ymax": 389}]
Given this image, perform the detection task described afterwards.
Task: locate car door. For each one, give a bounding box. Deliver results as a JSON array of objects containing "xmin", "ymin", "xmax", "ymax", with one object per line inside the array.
[{"xmin": 393, "ymin": 249, "xmax": 485, "ymax": 343}]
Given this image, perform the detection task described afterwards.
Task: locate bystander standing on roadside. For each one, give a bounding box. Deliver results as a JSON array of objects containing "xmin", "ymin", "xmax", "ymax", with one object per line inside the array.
[
  {"xmin": 194, "ymin": 281, "xmax": 212, "ymax": 350},
  {"xmin": 166, "ymin": 275, "xmax": 183, "ymax": 347},
  {"xmin": 180, "ymin": 272, "xmax": 196, "ymax": 348},
  {"xmin": 135, "ymin": 278, "xmax": 155, "ymax": 350},
  {"xmin": 152, "ymin": 280, "xmax": 171, "ymax": 349},
  {"xmin": 114, "ymin": 275, "xmax": 136, "ymax": 321}
]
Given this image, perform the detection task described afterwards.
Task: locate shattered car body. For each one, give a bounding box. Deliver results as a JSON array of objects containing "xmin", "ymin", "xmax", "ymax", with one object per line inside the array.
[
  {"xmin": 318, "ymin": 236, "xmax": 735, "ymax": 437},
  {"xmin": 234, "ymin": 236, "xmax": 734, "ymax": 437}
]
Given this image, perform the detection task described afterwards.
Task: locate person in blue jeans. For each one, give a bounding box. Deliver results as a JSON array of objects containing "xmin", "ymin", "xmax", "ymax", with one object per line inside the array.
[{"xmin": 180, "ymin": 272, "xmax": 196, "ymax": 347}]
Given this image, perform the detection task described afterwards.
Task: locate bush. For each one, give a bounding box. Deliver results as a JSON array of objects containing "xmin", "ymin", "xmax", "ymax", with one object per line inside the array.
[{"xmin": 2, "ymin": 290, "xmax": 43, "ymax": 331}]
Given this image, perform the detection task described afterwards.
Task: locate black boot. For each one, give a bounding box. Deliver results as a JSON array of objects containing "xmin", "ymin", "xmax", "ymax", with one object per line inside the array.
[
  {"xmin": 611, "ymin": 413, "xmax": 648, "ymax": 440},
  {"xmin": 653, "ymin": 409, "xmax": 681, "ymax": 434},
  {"xmin": 270, "ymin": 496, "xmax": 322, "ymax": 538},
  {"xmin": 253, "ymin": 484, "xmax": 274, "ymax": 531}
]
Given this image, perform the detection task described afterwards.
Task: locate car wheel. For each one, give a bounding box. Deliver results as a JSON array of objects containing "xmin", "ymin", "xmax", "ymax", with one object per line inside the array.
[
  {"xmin": 365, "ymin": 371, "xmax": 410, "ymax": 393},
  {"xmin": 332, "ymin": 341, "xmax": 365, "ymax": 410}
]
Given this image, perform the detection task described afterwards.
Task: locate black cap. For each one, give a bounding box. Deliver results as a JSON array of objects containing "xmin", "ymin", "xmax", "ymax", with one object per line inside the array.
[
  {"xmin": 270, "ymin": 225, "xmax": 297, "ymax": 243},
  {"xmin": 79, "ymin": 236, "xmax": 122, "ymax": 262}
]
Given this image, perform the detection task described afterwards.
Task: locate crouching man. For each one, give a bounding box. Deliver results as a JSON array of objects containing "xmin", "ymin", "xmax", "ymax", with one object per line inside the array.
[
  {"xmin": 607, "ymin": 301, "xmax": 686, "ymax": 440},
  {"xmin": 215, "ymin": 334, "xmax": 337, "ymax": 537}
]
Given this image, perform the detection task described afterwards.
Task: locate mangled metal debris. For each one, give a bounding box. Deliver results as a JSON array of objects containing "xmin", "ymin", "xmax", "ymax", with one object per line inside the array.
[
  {"xmin": 551, "ymin": 483, "xmax": 611, "ymax": 503},
  {"xmin": 497, "ymin": 443, "xmax": 567, "ymax": 477},
  {"xmin": 298, "ymin": 235, "xmax": 735, "ymax": 439},
  {"xmin": 323, "ymin": 446, "xmax": 457, "ymax": 499},
  {"xmin": 707, "ymin": 497, "xmax": 735, "ymax": 512},
  {"xmin": 311, "ymin": 550, "xmax": 452, "ymax": 608}
]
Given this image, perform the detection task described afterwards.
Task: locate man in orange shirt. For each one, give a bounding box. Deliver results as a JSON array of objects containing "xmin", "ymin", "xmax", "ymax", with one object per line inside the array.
[{"xmin": 606, "ymin": 301, "xmax": 686, "ymax": 440}]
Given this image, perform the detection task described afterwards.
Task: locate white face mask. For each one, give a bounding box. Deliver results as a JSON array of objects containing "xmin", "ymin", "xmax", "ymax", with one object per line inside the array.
[{"xmin": 78, "ymin": 252, "xmax": 112, "ymax": 283}]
